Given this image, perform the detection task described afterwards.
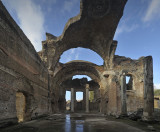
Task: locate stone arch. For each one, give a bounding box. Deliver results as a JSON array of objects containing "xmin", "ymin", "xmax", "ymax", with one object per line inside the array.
[
  {"xmin": 50, "ymin": 61, "xmax": 102, "ymax": 113},
  {"xmin": 56, "ymin": 73, "xmax": 101, "ymax": 113},
  {"xmin": 13, "ymin": 78, "xmax": 37, "ymax": 121},
  {"xmin": 41, "ymin": 0, "xmax": 127, "ymax": 70},
  {"xmin": 49, "ymin": 43, "xmax": 107, "ymax": 70},
  {"xmin": 53, "ymin": 61, "xmax": 102, "ymax": 87},
  {"xmin": 38, "ymin": 0, "xmax": 131, "ymax": 115}
]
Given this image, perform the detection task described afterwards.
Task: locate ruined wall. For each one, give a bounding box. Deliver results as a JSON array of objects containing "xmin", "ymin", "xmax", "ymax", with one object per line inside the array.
[
  {"xmin": 36, "ymin": 0, "xmax": 154, "ymax": 120},
  {"xmin": 100, "ymin": 55, "xmax": 151, "ymax": 116},
  {"xmin": 0, "ymin": 1, "xmax": 49, "ymax": 124},
  {"xmin": 143, "ymin": 56, "xmax": 154, "ymax": 120},
  {"xmin": 114, "ymin": 56, "xmax": 145, "ymax": 113}
]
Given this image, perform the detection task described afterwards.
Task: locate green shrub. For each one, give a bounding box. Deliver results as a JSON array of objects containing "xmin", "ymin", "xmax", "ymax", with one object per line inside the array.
[{"xmin": 154, "ymin": 89, "xmax": 160, "ymax": 96}]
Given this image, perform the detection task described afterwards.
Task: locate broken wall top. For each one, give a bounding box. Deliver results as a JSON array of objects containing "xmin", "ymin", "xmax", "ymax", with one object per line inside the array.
[{"xmin": 42, "ymin": 0, "xmax": 128, "ymax": 70}]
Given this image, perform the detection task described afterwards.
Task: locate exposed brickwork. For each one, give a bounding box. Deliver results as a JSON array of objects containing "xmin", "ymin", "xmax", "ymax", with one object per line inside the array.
[{"xmin": 0, "ymin": 0, "xmax": 154, "ymax": 126}]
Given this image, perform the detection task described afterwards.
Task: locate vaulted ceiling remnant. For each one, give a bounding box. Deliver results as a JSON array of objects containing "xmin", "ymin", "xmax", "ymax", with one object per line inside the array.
[{"xmin": 40, "ymin": 0, "xmax": 128, "ymax": 70}]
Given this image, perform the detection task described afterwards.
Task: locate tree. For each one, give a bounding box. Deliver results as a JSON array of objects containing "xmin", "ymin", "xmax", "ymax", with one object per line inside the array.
[{"xmin": 154, "ymin": 89, "xmax": 160, "ymax": 96}]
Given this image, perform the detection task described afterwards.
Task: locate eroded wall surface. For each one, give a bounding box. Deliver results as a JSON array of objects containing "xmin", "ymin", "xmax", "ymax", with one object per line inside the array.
[
  {"xmin": 0, "ymin": 0, "xmax": 154, "ymax": 124},
  {"xmin": 100, "ymin": 56, "xmax": 148, "ymax": 115},
  {"xmin": 0, "ymin": 1, "xmax": 50, "ymax": 124},
  {"xmin": 38, "ymin": 0, "xmax": 153, "ymax": 121}
]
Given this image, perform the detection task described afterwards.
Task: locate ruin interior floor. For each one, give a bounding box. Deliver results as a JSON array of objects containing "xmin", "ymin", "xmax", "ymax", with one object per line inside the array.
[{"xmin": 1, "ymin": 113, "xmax": 160, "ymax": 132}]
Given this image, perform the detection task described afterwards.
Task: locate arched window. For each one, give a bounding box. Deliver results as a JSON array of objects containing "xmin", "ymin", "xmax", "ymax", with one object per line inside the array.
[
  {"xmin": 126, "ymin": 75, "xmax": 133, "ymax": 90},
  {"xmin": 59, "ymin": 47, "xmax": 104, "ymax": 65}
]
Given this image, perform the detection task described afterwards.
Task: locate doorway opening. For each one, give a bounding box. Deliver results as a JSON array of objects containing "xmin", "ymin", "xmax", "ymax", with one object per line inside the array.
[
  {"xmin": 65, "ymin": 91, "xmax": 71, "ymax": 110},
  {"xmin": 16, "ymin": 92, "xmax": 26, "ymax": 122},
  {"xmin": 76, "ymin": 92, "xmax": 83, "ymax": 111},
  {"xmin": 76, "ymin": 92, "xmax": 83, "ymax": 101}
]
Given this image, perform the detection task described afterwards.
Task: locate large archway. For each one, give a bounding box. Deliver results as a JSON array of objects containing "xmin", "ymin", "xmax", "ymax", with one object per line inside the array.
[
  {"xmin": 40, "ymin": 0, "xmax": 126, "ymax": 70},
  {"xmin": 53, "ymin": 61, "xmax": 102, "ymax": 86},
  {"xmin": 39, "ymin": 0, "xmax": 129, "ymax": 114},
  {"xmin": 50, "ymin": 61, "xmax": 102, "ymax": 113},
  {"xmin": 38, "ymin": 0, "xmax": 153, "ymax": 120},
  {"xmin": 59, "ymin": 74, "xmax": 100, "ymax": 113}
]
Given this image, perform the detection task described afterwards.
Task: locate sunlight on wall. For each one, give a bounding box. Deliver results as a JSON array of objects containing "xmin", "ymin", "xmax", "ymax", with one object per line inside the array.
[{"xmin": 16, "ymin": 92, "xmax": 26, "ymax": 122}]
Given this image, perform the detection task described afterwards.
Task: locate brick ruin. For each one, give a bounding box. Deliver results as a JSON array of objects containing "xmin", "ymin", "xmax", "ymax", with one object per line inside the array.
[{"xmin": 0, "ymin": 0, "xmax": 154, "ymax": 126}]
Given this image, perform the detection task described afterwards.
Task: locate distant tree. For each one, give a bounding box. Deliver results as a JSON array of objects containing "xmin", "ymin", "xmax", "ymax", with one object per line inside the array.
[
  {"xmin": 154, "ymin": 89, "xmax": 160, "ymax": 96},
  {"xmin": 89, "ymin": 91, "xmax": 94, "ymax": 102}
]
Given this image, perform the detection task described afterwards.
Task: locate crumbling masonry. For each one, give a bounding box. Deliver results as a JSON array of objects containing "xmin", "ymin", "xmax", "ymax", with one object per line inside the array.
[{"xmin": 0, "ymin": 0, "xmax": 154, "ymax": 126}]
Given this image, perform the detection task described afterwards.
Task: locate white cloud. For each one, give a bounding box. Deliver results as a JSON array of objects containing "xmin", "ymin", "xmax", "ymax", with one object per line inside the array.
[
  {"xmin": 115, "ymin": 23, "xmax": 139, "ymax": 38},
  {"xmin": 70, "ymin": 49, "xmax": 75, "ymax": 54},
  {"xmin": 64, "ymin": 48, "xmax": 80, "ymax": 62},
  {"xmin": 154, "ymin": 84, "xmax": 160, "ymax": 89},
  {"xmin": 75, "ymin": 53, "xmax": 79, "ymax": 60},
  {"xmin": 6, "ymin": 0, "xmax": 45, "ymax": 51},
  {"xmin": 65, "ymin": 49, "xmax": 75, "ymax": 62},
  {"xmin": 143, "ymin": 0, "xmax": 160, "ymax": 22},
  {"xmin": 66, "ymin": 56, "xmax": 72, "ymax": 62}
]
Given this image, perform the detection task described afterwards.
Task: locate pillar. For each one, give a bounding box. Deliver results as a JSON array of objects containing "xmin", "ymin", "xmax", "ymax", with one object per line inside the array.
[
  {"xmin": 83, "ymin": 90, "xmax": 86, "ymax": 111},
  {"xmin": 120, "ymin": 73, "xmax": 127, "ymax": 115},
  {"xmin": 71, "ymin": 88, "xmax": 74, "ymax": 112},
  {"xmin": 74, "ymin": 90, "xmax": 76, "ymax": 111},
  {"xmin": 86, "ymin": 84, "xmax": 89, "ymax": 113},
  {"xmin": 143, "ymin": 56, "xmax": 154, "ymax": 121}
]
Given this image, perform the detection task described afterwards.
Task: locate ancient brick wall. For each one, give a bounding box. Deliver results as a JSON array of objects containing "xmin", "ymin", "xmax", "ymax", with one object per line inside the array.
[{"xmin": 0, "ymin": 1, "xmax": 49, "ymax": 124}]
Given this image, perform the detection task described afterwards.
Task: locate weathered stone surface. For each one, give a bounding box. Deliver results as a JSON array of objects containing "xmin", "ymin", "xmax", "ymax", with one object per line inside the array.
[
  {"xmin": 0, "ymin": 1, "xmax": 50, "ymax": 125},
  {"xmin": 0, "ymin": 0, "xmax": 154, "ymax": 126}
]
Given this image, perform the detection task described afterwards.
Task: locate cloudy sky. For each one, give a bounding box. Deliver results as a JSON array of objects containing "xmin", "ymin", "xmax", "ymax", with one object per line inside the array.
[{"xmin": 1, "ymin": 0, "xmax": 160, "ymax": 93}]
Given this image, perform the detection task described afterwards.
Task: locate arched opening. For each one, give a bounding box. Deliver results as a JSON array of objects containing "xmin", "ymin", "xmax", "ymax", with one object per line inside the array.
[
  {"xmin": 52, "ymin": 61, "xmax": 101, "ymax": 113},
  {"xmin": 126, "ymin": 75, "xmax": 133, "ymax": 90},
  {"xmin": 16, "ymin": 92, "xmax": 26, "ymax": 122},
  {"xmin": 72, "ymin": 75, "xmax": 92, "ymax": 81},
  {"xmin": 76, "ymin": 92, "xmax": 83, "ymax": 101},
  {"xmin": 76, "ymin": 92, "xmax": 83, "ymax": 111},
  {"xmin": 60, "ymin": 74, "xmax": 100, "ymax": 113},
  {"xmin": 125, "ymin": 74, "xmax": 135, "ymax": 112},
  {"xmin": 72, "ymin": 75, "xmax": 92, "ymax": 103},
  {"xmin": 59, "ymin": 47, "xmax": 104, "ymax": 65}
]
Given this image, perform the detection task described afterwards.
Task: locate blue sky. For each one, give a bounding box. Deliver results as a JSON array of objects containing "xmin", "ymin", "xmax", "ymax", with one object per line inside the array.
[{"xmin": 2, "ymin": 0, "xmax": 160, "ymax": 92}]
